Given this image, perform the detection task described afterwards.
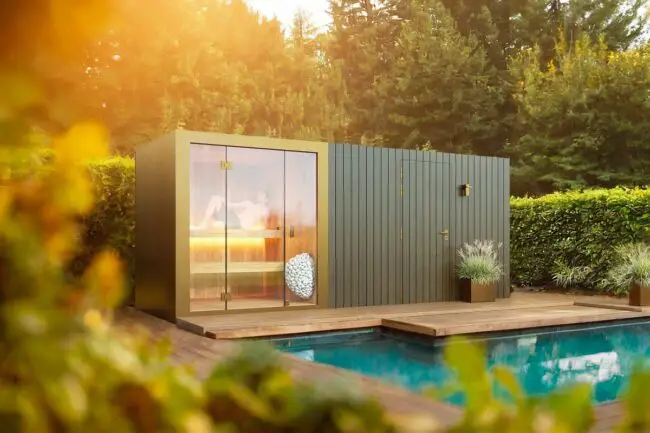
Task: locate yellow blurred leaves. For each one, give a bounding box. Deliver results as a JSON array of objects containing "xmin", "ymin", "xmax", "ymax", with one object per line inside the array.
[
  {"xmin": 53, "ymin": 121, "xmax": 110, "ymax": 162},
  {"xmin": 48, "ymin": 0, "xmax": 114, "ymax": 57},
  {"xmin": 0, "ymin": 71, "xmax": 43, "ymax": 121},
  {"xmin": 0, "ymin": 187, "xmax": 9, "ymax": 221},
  {"xmin": 43, "ymin": 223, "xmax": 78, "ymax": 263},
  {"xmin": 83, "ymin": 250, "xmax": 125, "ymax": 308},
  {"xmin": 49, "ymin": 121, "xmax": 110, "ymax": 215},
  {"xmin": 182, "ymin": 412, "xmax": 213, "ymax": 433},
  {"xmin": 83, "ymin": 309, "xmax": 105, "ymax": 330}
]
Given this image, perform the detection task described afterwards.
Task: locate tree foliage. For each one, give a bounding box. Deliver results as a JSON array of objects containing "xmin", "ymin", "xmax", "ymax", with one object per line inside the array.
[
  {"xmin": 510, "ymin": 35, "xmax": 650, "ymax": 194},
  {"xmin": 54, "ymin": 0, "xmax": 343, "ymax": 154},
  {"xmin": 374, "ymin": 0, "xmax": 505, "ymax": 152},
  {"xmin": 325, "ymin": 0, "xmax": 504, "ymax": 152},
  {"xmin": 36, "ymin": 0, "xmax": 650, "ymax": 194}
]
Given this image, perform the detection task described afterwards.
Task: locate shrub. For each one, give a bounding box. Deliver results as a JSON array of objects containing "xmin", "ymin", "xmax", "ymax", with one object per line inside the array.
[
  {"xmin": 457, "ymin": 240, "xmax": 503, "ymax": 284},
  {"xmin": 605, "ymin": 243, "xmax": 650, "ymax": 294},
  {"xmin": 511, "ymin": 188, "xmax": 650, "ymax": 293},
  {"xmin": 71, "ymin": 157, "xmax": 136, "ymax": 304},
  {"xmin": 551, "ymin": 261, "xmax": 593, "ymax": 289}
]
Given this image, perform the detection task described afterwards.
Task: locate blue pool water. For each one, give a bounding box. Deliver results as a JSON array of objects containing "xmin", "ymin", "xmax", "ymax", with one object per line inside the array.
[{"xmin": 270, "ymin": 319, "xmax": 650, "ymax": 405}]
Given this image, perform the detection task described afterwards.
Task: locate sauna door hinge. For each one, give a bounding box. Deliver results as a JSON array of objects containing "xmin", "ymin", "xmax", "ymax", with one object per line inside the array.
[
  {"xmin": 400, "ymin": 227, "xmax": 403, "ymax": 240},
  {"xmin": 220, "ymin": 160, "xmax": 233, "ymax": 170},
  {"xmin": 400, "ymin": 166, "xmax": 403, "ymax": 197}
]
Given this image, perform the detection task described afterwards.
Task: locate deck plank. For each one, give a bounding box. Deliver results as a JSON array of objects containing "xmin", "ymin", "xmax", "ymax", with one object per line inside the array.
[{"xmin": 383, "ymin": 305, "xmax": 650, "ymax": 337}]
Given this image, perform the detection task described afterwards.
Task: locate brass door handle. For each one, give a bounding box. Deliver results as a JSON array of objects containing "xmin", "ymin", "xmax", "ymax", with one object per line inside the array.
[{"xmin": 440, "ymin": 229, "xmax": 449, "ymax": 240}]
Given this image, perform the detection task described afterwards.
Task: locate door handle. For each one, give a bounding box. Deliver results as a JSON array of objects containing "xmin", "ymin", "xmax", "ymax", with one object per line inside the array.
[
  {"xmin": 289, "ymin": 225, "xmax": 295, "ymax": 238},
  {"xmin": 440, "ymin": 229, "xmax": 449, "ymax": 241}
]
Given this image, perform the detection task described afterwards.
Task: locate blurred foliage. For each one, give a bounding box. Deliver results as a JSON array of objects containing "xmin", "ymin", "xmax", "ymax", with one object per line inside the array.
[{"xmin": 511, "ymin": 188, "xmax": 650, "ymax": 292}]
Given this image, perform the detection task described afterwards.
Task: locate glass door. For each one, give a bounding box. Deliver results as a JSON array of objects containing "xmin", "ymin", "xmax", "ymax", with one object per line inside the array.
[
  {"xmin": 187, "ymin": 144, "xmax": 318, "ymax": 313},
  {"xmin": 224, "ymin": 147, "xmax": 286, "ymax": 310},
  {"xmin": 188, "ymin": 144, "xmax": 227, "ymax": 312},
  {"xmin": 284, "ymin": 151, "xmax": 318, "ymax": 306}
]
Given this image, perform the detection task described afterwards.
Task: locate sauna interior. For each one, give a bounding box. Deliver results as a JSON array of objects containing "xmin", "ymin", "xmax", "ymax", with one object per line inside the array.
[{"xmin": 188, "ymin": 143, "xmax": 318, "ymax": 312}]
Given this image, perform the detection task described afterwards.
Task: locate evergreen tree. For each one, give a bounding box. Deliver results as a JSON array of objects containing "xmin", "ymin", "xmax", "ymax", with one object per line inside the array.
[
  {"xmin": 51, "ymin": 0, "xmax": 339, "ymax": 154},
  {"xmin": 325, "ymin": 0, "xmax": 403, "ymax": 143},
  {"xmin": 510, "ymin": 35, "xmax": 650, "ymax": 194},
  {"xmin": 372, "ymin": 0, "xmax": 504, "ymax": 153},
  {"xmin": 520, "ymin": 0, "xmax": 648, "ymax": 69}
]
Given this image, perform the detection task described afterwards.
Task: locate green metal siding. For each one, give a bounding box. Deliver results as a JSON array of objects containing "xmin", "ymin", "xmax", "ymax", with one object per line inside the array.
[{"xmin": 328, "ymin": 143, "xmax": 511, "ymax": 307}]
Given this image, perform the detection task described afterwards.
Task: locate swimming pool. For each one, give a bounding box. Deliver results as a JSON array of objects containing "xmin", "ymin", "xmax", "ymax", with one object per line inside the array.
[{"xmin": 270, "ymin": 318, "xmax": 650, "ymax": 405}]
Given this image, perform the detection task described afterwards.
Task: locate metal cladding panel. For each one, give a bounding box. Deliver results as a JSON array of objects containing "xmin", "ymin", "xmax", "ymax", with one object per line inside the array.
[
  {"xmin": 328, "ymin": 143, "xmax": 510, "ymax": 307},
  {"xmin": 134, "ymin": 132, "xmax": 177, "ymax": 321}
]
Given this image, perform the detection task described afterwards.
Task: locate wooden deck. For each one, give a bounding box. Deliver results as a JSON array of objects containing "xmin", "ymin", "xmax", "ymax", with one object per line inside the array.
[
  {"xmin": 383, "ymin": 304, "xmax": 648, "ymax": 337},
  {"xmin": 178, "ymin": 292, "xmax": 649, "ymax": 340},
  {"xmin": 124, "ymin": 292, "xmax": 650, "ymax": 432}
]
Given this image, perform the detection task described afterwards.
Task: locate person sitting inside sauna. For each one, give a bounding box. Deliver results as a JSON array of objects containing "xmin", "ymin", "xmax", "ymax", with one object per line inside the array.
[{"xmin": 193, "ymin": 191, "xmax": 271, "ymax": 230}]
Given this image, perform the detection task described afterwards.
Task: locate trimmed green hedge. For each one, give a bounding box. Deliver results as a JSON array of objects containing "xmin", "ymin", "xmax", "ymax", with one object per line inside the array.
[
  {"xmin": 74, "ymin": 157, "xmax": 135, "ymax": 303},
  {"xmin": 511, "ymin": 188, "xmax": 650, "ymax": 292}
]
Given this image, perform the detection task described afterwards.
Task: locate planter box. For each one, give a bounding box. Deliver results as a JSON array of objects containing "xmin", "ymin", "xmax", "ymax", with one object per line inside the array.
[
  {"xmin": 629, "ymin": 282, "xmax": 650, "ymax": 307},
  {"xmin": 459, "ymin": 278, "xmax": 497, "ymax": 303}
]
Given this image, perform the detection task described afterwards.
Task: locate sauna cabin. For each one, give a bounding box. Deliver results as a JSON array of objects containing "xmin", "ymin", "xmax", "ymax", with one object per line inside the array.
[{"xmin": 135, "ymin": 130, "xmax": 510, "ymax": 322}]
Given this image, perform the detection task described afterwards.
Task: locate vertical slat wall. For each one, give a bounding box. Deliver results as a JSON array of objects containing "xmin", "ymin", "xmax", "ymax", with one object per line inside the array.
[{"xmin": 327, "ymin": 143, "xmax": 510, "ymax": 307}]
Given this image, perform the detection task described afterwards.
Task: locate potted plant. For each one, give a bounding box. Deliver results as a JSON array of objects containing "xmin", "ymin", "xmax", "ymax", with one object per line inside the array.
[
  {"xmin": 607, "ymin": 243, "xmax": 650, "ymax": 306},
  {"xmin": 457, "ymin": 240, "xmax": 503, "ymax": 303}
]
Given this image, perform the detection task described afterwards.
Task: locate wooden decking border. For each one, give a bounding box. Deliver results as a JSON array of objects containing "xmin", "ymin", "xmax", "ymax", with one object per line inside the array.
[{"xmin": 178, "ymin": 293, "xmax": 649, "ymax": 340}]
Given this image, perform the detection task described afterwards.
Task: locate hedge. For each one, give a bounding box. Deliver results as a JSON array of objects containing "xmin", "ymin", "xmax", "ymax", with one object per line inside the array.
[
  {"xmin": 81, "ymin": 159, "xmax": 650, "ymax": 297},
  {"xmin": 511, "ymin": 188, "xmax": 650, "ymax": 292},
  {"xmin": 75, "ymin": 156, "xmax": 135, "ymax": 304}
]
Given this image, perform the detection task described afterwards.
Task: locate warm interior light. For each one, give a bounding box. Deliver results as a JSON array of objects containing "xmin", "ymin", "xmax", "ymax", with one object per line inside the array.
[{"xmin": 190, "ymin": 237, "xmax": 266, "ymax": 248}]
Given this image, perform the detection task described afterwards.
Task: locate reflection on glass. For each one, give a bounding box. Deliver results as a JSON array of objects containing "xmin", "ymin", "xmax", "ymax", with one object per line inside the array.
[
  {"xmin": 226, "ymin": 147, "xmax": 285, "ymax": 310},
  {"xmin": 284, "ymin": 151, "xmax": 318, "ymax": 305},
  {"xmin": 189, "ymin": 144, "xmax": 226, "ymax": 312}
]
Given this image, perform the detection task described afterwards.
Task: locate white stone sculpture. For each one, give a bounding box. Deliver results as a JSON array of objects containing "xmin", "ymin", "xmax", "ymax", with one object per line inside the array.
[{"xmin": 285, "ymin": 253, "xmax": 315, "ymax": 300}]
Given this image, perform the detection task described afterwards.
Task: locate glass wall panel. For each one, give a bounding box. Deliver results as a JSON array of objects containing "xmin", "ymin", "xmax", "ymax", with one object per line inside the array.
[
  {"xmin": 225, "ymin": 147, "xmax": 285, "ymax": 310},
  {"xmin": 284, "ymin": 151, "xmax": 318, "ymax": 306},
  {"xmin": 188, "ymin": 144, "xmax": 227, "ymax": 312}
]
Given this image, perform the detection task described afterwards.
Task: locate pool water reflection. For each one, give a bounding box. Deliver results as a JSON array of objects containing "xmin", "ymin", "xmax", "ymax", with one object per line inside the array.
[{"xmin": 270, "ymin": 319, "xmax": 650, "ymax": 405}]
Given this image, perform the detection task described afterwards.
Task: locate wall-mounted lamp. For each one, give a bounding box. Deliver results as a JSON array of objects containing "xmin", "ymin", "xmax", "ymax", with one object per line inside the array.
[{"xmin": 460, "ymin": 183, "xmax": 472, "ymax": 197}]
